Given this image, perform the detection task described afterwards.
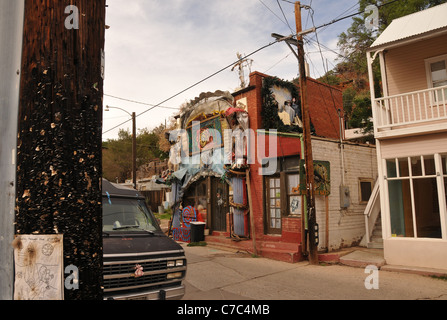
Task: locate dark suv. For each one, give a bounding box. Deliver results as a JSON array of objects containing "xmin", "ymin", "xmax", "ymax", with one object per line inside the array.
[{"xmin": 102, "ymin": 179, "xmax": 186, "ymax": 300}]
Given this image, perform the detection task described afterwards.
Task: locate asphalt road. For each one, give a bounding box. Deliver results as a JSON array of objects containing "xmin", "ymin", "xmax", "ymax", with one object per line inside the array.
[{"xmin": 180, "ymin": 243, "xmax": 447, "ymax": 300}]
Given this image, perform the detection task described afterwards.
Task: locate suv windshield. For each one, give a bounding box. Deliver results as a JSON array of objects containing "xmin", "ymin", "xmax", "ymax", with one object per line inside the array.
[{"xmin": 103, "ymin": 197, "xmax": 160, "ymax": 233}]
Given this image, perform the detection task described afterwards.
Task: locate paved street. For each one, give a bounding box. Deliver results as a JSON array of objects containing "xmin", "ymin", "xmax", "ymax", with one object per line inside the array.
[{"xmin": 181, "ymin": 243, "xmax": 447, "ymax": 300}]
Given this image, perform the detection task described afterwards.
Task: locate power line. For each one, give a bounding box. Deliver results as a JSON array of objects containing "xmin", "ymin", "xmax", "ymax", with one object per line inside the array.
[
  {"xmin": 103, "ymin": 39, "xmax": 280, "ymax": 135},
  {"xmin": 305, "ymin": 37, "xmax": 348, "ymax": 61},
  {"xmin": 304, "ymin": 0, "xmax": 313, "ymax": 29},
  {"xmin": 315, "ymin": 1, "xmax": 359, "ymax": 33},
  {"xmin": 314, "ymin": 0, "xmax": 404, "ymax": 31},
  {"xmin": 263, "ymin": 51, "xmax": 294, "ymax": 73},
  {"xmin": 305, "ymin": 52, "xmax": 339, "ymax": 134},
  {"xmin": 104, "ymin": 0, "xmax": 405, "ymax": 135},
  {"xmin": 276, "ymin": 0, "xmax": 294, "ymax": 34},
  {"xmin": 258, "ymin": 0, "xmax": 290, "ymax": 28},
  {"xmin": 304, "ymin": 5, "xmax": 344, "ymax": 133},
  {"xmin": 104, "ymin": 94, "xmax": 180, "ymax": 110}
]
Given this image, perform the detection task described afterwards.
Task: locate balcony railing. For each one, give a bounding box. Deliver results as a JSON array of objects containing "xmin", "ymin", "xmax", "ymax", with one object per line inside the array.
[{"xmin": 373, "ymin": 85, "xmax": 447, "ymax": 136}]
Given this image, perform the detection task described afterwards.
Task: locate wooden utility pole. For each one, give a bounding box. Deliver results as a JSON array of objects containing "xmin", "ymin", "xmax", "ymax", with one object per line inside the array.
[
  {"xmin": 15, "ymin": 0, "xmax": 106, "ymax": 299},
  {"xmin": 132, "ymin": 112, "xmax": 137, "ymax": 189},
  {"xmin": 295, "ymin": 2, "xmax": 319, "ymax": 265}
]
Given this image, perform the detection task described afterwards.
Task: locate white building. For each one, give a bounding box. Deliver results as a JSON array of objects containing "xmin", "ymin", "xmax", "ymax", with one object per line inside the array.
[{"xmin": 366, "ymin": 3, "xmax": 447, "ymax": 270}]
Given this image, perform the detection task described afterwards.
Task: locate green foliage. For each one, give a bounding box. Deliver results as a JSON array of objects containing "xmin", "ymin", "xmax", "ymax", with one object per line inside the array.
[
  {"xmin": 317, "ymin": 70, "xmax": 341, "ymax": 87},
  {"xmin": 349, "ymin": 95, "xmax": 373, "ymax": 132},
  {"xmin": 338, "ymin": 0, "xmax": 446, "ymax": 74},
  {"xmin": 342, "ymin": 87, "xmax": 357, "ymax": 117},
  {"xmin": 102, "ymin": 126, "xmax": 168, "ymax": 183}
]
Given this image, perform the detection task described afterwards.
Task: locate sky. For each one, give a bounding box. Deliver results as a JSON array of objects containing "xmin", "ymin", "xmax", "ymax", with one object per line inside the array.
[{"xmin": 102, "ymin": 0, "xmax": 361, "ymax": 140}]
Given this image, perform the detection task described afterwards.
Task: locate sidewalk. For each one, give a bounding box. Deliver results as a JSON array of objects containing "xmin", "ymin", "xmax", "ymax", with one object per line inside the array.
[
  {"xmin": 181, "ymin": 243, "xmax": 447, "ymax": 300},
  {"xmin": 319, "ymin": 246, "xmax": 447, "ymax": 277},
  {"xmin": 161, "ymin": 216, "xmax": 447, "ymax": 279}
]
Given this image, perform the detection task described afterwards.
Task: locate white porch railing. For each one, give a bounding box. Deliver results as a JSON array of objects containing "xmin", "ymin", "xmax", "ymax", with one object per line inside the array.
[
  {"xmin": 374, "ymin": 85, "xmax": 447, "ymax": 133},
  {"xmin": 362, "ymin": 179, "xmax": 380, "ymax": 246}
]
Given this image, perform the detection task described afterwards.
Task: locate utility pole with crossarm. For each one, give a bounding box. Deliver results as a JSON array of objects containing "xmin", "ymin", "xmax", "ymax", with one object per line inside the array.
[{"xmin": 295, "ymin": 1, "xmax": 319, "ymax": 265}]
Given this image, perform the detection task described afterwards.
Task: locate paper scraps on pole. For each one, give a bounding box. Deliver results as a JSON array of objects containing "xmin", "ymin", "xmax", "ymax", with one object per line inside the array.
[{"xmin": 13, "ymin": 234, "xmax": 64, "ymax": 300}]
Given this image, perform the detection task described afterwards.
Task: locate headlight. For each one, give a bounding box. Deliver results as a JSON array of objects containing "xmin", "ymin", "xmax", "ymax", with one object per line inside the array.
[
  {"xmin": 167, "ymin": 260, "xmax": 184, "ymax": 267},
  {"xmin": 175, "ymin": 260, "xmax": 184, "ymax": 267},
  {"xmin": 167, "ymin": 272, "xmax": 183, "ymax": 279},
  {"xmin": 167, "ymin": 261, "xmax": 175, "ymax": 268}
]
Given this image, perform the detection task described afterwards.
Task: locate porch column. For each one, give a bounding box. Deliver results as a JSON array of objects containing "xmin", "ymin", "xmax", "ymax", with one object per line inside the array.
[{"xmin": 367, "ymin": 51, "xmax": 378, "ymax": 137}]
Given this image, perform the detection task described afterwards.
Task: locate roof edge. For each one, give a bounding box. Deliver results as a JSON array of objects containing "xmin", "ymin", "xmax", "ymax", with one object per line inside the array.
[{"xmin": 367, "ymin": 26, "xmax": 447, "ymax": 52}]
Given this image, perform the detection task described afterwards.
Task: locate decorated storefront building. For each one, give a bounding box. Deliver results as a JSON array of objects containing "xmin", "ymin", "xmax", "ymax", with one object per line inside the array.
[
  {"xmin": 165, "ymin": 90, "xmax": 252, "ymax": 242},
  {"xmin": 165, "ymin": 72, "xmax": 377, "ymax": 263}
]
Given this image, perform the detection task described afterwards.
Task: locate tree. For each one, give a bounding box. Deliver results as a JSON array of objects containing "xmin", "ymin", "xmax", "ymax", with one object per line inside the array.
[
  {"xmin": 338, "ymin": 0, "xmax": 446, "ymax": 74},
  {"xmin": 102, "ymin": 127, "xmax": 168, "ymax": 183}
]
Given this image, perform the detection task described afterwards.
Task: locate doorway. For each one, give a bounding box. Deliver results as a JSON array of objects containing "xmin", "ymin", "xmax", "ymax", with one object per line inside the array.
[
  {"xmin": 211, "ymin": 178, "xmax": 229, "ymax": 232},
  {"xmin": 265, "ymin": 176, "xmax": 282, "ymax": 234},
  {"xmin": 182, "ymin": 177, "xmax": 229, "ymax": 233}
]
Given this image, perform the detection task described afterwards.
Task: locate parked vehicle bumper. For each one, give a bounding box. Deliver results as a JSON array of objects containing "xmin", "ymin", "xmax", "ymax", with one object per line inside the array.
[{"xmin": 104, "ymin": 284, "xmax": 185, "ymax": 300}]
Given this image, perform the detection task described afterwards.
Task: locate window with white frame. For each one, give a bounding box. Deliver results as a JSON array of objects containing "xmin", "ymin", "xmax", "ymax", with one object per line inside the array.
[
  {"xmin": 263, "ymin": 156, "xmax": 302, "ymax": 234},
  {"xmin": 385, "ymin": 154, "xmax": 446, "ymax": 239},
  {"xmin": 265, "ymin": 176, "xmax": 282, "ymax": 234},
  {"xmin": 425, "ymin": 55, "xmax": 447, "ymax": 102}
]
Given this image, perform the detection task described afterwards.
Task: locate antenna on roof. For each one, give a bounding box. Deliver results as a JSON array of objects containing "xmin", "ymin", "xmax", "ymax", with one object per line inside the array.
[{"xmin": 231, "ymin": 52, "xmax": 253, "ymax": 90}]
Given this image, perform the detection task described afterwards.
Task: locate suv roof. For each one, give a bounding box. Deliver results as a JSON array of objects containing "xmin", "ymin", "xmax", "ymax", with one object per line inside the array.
[{"xmin": 102, "ymin": 179, "xmax": 144, "ymax": 199}]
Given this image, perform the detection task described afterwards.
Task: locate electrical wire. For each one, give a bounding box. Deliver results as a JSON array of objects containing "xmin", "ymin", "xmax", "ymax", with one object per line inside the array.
[
  {"xmin": 104, "ymin": 0, "xmax": 405, "ymax": 135},
  {"xmin": 304, "ymin": 6, "xmax": 344, "ymax": 134},
  {"xmin": 104, "ymin": 94, "xmax": 179, "ymax": 110},
  {"xmin": 305, "ymin": 54, "xmax": 339, "ymax": 134},
  {"xmin": 263, "ymin": 51, "xmax": 294, "ymax": 73},
  {"xmin": 303, "ymin": 0, "xmax": 313, "ymax": 29},
  {"xmin": 314, "ymin": 0, "xmax": 404, "ymax": 31},
  {"xmin": 276, "ymin": 0, "xmax": 294, "ymax": 34},
  {"xmin": 258, "ymin": 0, "xmax": 289, "ymax": 28},
  {"xmin": 103, "ymin": 39, "xmax": 280, "ymax": 135}
]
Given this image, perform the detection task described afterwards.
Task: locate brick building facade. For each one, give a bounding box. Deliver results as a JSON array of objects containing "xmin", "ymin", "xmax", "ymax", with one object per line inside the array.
[
  {"xmin": 168, "ymin": 71, "xmax": 377, "ymax": 263},
  {"xmin": 206, "ymin": 72, "xmax": 377, "ymax": 262}
]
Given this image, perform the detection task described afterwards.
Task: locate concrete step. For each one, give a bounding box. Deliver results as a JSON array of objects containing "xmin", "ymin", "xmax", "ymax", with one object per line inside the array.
[
  {"xmin": 371, "ymin": 235, "xmax": 383, "ymax": 242},
  {"xmin": 367, "ymin": 215, "xmax": 383, "ymax": 249},
  {"xmin": 381, "ymin": 264, "xmax": 447, "ymax": 277},
  {"xmin": 339, "ymin": 249, "xmax": 385, "ymax": 268},
  {"xmin": 372, "ymin": 229, "xmax": 382, "ymax": 237},
  {"xmin": 367, "ymin": 241, "xmax": 384, "ymax": 249},
  {"xmin": 258, "ymin": 242, "xmax": 303, "ymax": 263},
  {"xmin": 205, "ymin": 235, "xmax": 303, "ymax": 263},
  {"xmin": 205, "ymin": 234, "xmax": 253, "ymax": 253},
  {"xmin": 318, "ymin": 249, "xmax": 356, "ymax": 264}
]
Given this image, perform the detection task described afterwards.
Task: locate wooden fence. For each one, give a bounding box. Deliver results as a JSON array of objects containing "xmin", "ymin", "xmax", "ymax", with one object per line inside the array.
[{"xmin": 141, "ymin": 190, "xmax": 166, "ymax": 213}]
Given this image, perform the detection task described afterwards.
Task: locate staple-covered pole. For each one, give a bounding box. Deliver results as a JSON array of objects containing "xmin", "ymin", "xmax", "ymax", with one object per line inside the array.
[
  {"xmin": 15, "ymin": 0, "xmax": 106, "ymax": 299},
  {"xmin": 295, "ymin": 1, "xmax": 318, "ymax": 265}
]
